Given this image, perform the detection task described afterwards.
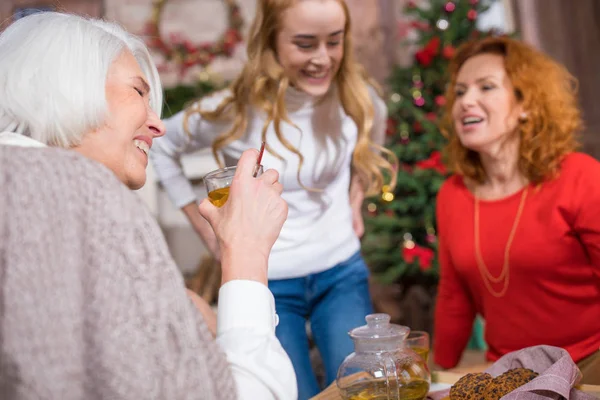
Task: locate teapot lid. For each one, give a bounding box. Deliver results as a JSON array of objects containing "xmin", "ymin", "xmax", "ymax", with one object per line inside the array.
[{"xmin": 349, "ymin": 313, "xmax": 409, "ymax": 341}]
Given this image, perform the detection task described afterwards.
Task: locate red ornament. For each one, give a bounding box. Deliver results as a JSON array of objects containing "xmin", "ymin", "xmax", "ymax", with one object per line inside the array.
[
  {"xmin": 403, "ymin": 244, "xmax": 435, "ymax": 271},
  {"xmin": 426, "ymin": 36, "xmax": 441, "ymax": 55},
  {"xmin": 435, "ymin": 95, "xmax": 446, "ymax": 106},
  {"xmin": 413, "ymin": 121, "xmax": 423, "ymax": 133},
  {"xmin": 467, "ymin": 9, "xmax": 478, "ymax": 20},
  {"xmin": 442, "ymin": 45, "xmax": 455, "ymax": 60},
  {"xmin": 425, "ymin": 112, "xmax": 437, "ymax": 122},
  {"xmin": 407, "ymin": 0, "xmax": 417, "ymax": 9},
  {"xmin": 469, "ymin": 0, "xmax": 479, "ymax": 4},
  {"xmin": 415, "ymin": 52, "xmax": 433, "ymax": 66},
  {"xmin": 444, "ymin": 2, "xmax": 456, "ymax": 13},
  {"xmin": 410, "ymin": 21, "xmax": 430, "ymax": 31},
  {"xmin": 414, "ymin": 97, "xmax": 425, "ymax": 107},
  {"xmin": 414, "ymin": 36, "xmax": 440, "ymax": 66},
  {"xmin": 386, "ymin": 118, "xmax": 396, "ymax": 136},
  {"xmin": 426, "ymin": 234, "xmax": 437, "ymax": 244},
  {"xmin": 415, "ymin": 151, "xmax": 447, "ymax": 175}
]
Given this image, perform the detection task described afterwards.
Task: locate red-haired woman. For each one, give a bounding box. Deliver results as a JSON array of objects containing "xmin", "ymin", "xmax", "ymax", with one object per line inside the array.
[{"xmin": 433, "ymin": 36, "xmax": 600, "ymax": 384}]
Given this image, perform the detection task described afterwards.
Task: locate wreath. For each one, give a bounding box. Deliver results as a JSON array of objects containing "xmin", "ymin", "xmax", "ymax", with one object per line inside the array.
[{"xmin": 144, "ymin": 0, "xmax": 244, "ymax": 74}]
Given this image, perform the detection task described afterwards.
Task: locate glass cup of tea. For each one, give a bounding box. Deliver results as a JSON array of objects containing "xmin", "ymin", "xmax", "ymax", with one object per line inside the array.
[
  {"xmin": 406, "ymin": 330, "xmax": 430, "ymax": 364},
  {"xmin": 204, "ymin": 165, "xmax": 264, "ymax": 208}
]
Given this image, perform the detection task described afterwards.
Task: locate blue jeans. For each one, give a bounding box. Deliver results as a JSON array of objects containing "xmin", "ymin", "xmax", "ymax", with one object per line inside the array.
[{"xmin": 268, "ymin": 251, "xmax": 373, "ymax": 400}]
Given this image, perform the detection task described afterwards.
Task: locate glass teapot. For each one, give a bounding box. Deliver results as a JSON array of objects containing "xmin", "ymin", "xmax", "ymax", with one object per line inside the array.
[{"xmin": 336, "ymin": 313, "xmax": 431, "ymax": 400}]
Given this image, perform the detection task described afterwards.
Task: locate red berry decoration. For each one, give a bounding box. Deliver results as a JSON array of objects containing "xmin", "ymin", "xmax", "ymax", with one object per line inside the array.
[
  {"xmin": 467, "ymin": 9, "xmax": 478, "ymax": 20},
  {"xmin": 444, "ymin": 2, "xmax": 456, "ymax": 13},
  {"xmin": 442, "ymin": 45, "xmax": 455, "ymax": 59}
]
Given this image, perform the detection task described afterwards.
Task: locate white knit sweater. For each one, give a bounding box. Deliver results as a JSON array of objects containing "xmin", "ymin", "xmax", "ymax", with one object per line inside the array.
[{"xmin": 151, "ymin": 86, "xmax": 387, "ymax": 279}]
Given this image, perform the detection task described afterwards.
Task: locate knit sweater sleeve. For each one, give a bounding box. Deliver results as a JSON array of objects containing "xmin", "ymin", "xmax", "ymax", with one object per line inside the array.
[
  {"xmin": 150, "ymin": 89, "xmax": 232, "ymax": 208},
  {"xmin": 433, "ymin": 179, "xmax": 477, "ymax": 369},
  {"xmin": 84, "ymin": 185, "xmax": 237, "ymax": 399},
  {"xmin": 0, "ymin": 147, "xmax": 236, "ymax": 399}
]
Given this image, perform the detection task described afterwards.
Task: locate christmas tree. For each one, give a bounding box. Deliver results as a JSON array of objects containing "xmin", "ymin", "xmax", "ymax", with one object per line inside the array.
[{"xmin": 362, "ymin": 0, "xmax": 499, "ymax": 285}]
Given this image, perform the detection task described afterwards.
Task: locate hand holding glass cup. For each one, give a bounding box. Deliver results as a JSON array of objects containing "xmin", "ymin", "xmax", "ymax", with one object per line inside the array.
[
  {"xmin": 204, "ymin": 142, "xmax": 266, "ymax": 208},
  {"xmin": 204, "ymin": 164, "xmax": 264, "ymax": 207}
]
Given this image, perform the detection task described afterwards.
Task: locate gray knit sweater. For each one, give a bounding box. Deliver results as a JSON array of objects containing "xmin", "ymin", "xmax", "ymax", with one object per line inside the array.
[{"xmin": 0, "ymin": 146, "xmax": 236, "ymax": 399}]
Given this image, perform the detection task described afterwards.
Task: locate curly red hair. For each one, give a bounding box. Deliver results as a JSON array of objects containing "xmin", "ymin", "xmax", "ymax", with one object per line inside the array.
[{"xmin": 440, "ymin": 36, "xmax": 582, "ymax": 184}]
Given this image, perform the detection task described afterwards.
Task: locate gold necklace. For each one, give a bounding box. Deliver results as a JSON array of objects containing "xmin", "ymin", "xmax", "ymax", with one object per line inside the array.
[{"xmin": 474, "ymin": 187, "xmax": 528, "ymax": 298}]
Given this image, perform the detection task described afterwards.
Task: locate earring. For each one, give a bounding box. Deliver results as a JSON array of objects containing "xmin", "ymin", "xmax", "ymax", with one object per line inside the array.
[{"xmin": 519, "ymin": 112, "xmax": 528, "ymax": 122}]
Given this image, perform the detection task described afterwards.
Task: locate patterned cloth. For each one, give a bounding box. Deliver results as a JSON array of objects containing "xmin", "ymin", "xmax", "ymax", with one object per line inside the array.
[
  {"xmin": 0, "ymin": 146, "xmax": 236, "ymax": 399},
  {"xmin": 429, "ymin": 345, "xmax": 597, "ymax": 400}
]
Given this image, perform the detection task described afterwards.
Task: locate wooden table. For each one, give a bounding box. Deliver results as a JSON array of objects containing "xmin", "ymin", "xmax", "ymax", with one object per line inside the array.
[{"xmin": 311, "ymin": 369, "xmax": 600, "ymax": 399}]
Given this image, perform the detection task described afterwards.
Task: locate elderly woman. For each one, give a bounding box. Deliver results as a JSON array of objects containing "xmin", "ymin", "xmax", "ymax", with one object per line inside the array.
[
  {"xmin": 433, "ymin": 36, "xmax": 600, "ymax": 384},
  {"xmin": 0, "ymin": 12, "xmax": 296, "ymax": 399}
]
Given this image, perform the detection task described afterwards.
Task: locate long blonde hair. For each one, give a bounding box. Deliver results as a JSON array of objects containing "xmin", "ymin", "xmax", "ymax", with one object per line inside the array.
[{"xmin": 184, "ymin": 0, "xmax": 397, "ymax": 196}]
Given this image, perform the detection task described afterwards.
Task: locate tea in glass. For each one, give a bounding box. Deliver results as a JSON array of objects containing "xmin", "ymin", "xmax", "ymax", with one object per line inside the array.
[
  {"xmin": 342, "ymin": 379, "xmax": 430, "ymax": 400},
  {"xmin": 207, "ymin": 187, "xmax": 229, "ymax": 207},
  {"xmin": 405, "ymin": 331, "xmax": 430, "ymax": 364},
  {"xmin": 204, "ymin": 165, "xmax": 263, "ymax": 207}
]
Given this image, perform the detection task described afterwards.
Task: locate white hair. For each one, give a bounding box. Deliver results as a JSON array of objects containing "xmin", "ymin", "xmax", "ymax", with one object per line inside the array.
[{"xmin": 0, "ymin": 12, "xmax": 163, "ymax": 147}]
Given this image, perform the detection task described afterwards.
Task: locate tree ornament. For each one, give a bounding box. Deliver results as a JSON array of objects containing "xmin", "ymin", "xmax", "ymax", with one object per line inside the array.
[
  {"xmin": 414, "ymin": 97, "xmax": 425, "ymax": 107},
  {"xmin": 382, "ymin": 191, "xmax": 395, "ymax": 202},
  {"xmin": 444, "ymin": 2, "xmax": 456, "ymax": 13},
  {"xmin": 435, "ymin": 95, "xmax": 446, "ymax": 106},
  {"xmin": 386, "ymin": 118, "xmax": 396, "ymax": 136},
  {"xmin": 400, "ymin": 131, "xmax": 410, "ymax": 144},
  {"xmin": 367, "ymin": 203, "xmax": 377, "ymax": 215},
  {"xmin": 467, "ymin": 9, "xmax": 478, "ymax": 21},
  {"xmin": 442, "ymin": 45, "xmax": 455, "ymax": 59},
  {"xmin": 436, "ymin": 18, "xmax": 449, "ymax": 31},
  {"xmin": 426, "ymin": 112, "xmax": 437, "ymax": 122},
  {"xmin": 469, "ymin": 0, "xmax": 479, "ymax": 4},
  {"xmin": 413, "ymin": 121, "xmax": 423, "ymax": 133}
]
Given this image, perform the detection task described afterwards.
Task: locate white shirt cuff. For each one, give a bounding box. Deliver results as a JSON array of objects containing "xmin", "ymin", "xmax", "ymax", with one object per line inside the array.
[{"xmin": 217, "ymin": 280, "xmax": 278, "ymax": 335}]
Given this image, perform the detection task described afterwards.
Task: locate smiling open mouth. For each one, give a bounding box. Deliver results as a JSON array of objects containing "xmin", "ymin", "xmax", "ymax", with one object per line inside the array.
[
  {"xmin": 134, "ymin": 139, "xmax": 149, "ymax": 156},
  {"xmin": 302, "ymin": 69, "xmax": 328, "ymax": 79},
  {"xmin": 462, "ymin": 116, "xmax": 483, "ymax": 126}
]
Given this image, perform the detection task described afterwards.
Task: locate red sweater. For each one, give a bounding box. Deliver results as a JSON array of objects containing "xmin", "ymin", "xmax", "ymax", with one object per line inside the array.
[{"xmin": 434, "ymin": 152, "xmax": 600, "ymax": 368}]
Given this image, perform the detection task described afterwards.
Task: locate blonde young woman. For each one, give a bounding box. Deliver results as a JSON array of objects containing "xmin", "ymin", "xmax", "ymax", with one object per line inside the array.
[{"xmin": 151, "ymin": 0, "xmax": 396, "ymax": 397}]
